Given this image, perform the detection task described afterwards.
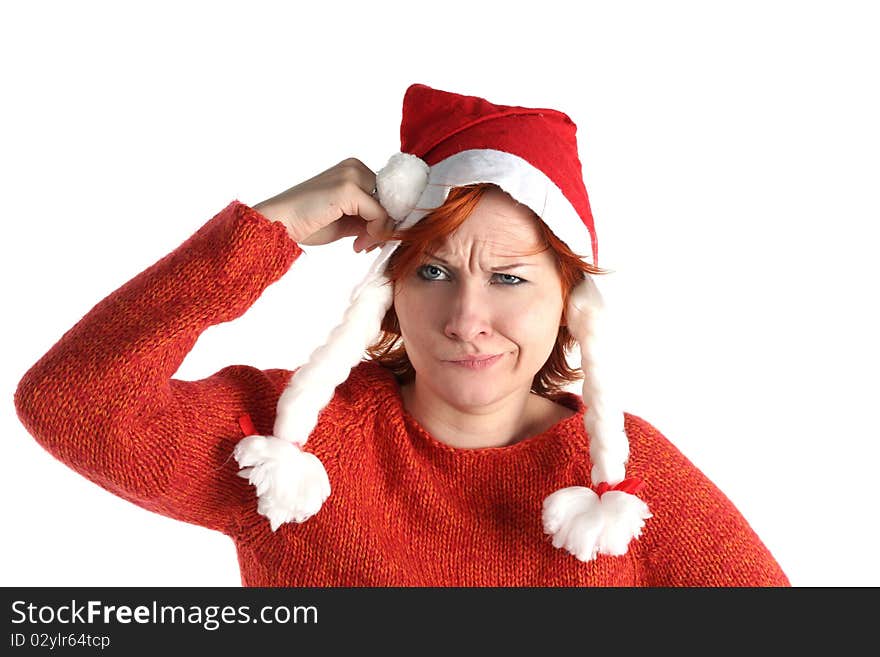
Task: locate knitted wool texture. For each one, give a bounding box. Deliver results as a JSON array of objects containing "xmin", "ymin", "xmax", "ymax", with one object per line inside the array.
[{"xmin": 14, "ymin": 201, "xmax": 790, "ymax": 587}]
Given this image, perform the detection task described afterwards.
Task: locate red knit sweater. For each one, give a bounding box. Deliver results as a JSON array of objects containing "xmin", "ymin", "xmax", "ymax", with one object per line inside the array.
[{"xmin": 14, "ymin": 200, "xmax": 790, "ymax": 587}]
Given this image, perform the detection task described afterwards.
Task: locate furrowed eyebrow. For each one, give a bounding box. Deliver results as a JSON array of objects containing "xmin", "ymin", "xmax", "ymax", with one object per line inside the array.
[{"xmin": 424, "ymin": 252, "xmax": 535, "ymax": 271}]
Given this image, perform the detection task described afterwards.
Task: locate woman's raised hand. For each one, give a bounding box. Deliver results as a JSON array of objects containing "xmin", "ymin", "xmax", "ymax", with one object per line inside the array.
[{"xmin": 253, "ymin": 158, "xmax": 395, "ymax": 252}]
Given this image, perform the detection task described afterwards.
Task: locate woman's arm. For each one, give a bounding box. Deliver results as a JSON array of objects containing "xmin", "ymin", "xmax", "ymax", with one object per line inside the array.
[
  {"xmin": 13, "ymin": 200, "xmax": 301, "ymax": 534},
  {"xmin": 625, "ymin": 413, "xmax": 791, "ymax": 586},
  {"xmin": 14, "ymin": 157, "xmax": 393, "ymax": 537}
]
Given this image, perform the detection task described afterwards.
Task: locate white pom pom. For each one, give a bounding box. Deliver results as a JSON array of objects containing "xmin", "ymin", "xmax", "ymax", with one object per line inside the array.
[
  {"xmin": 233, "ymin": 434, "xmax": 331, "ymax": 531},
  {"xmin": 376, "ymin": 152, "xmax": 429, "ymax": 222},
  {"xmin": 595, "ymin": 490, "xmax": 652, "ymax": 556},
  {"xmin": 543, "ymin": 487, "xmax": 604, "ymax": 561},
  {"xmin": 542, "ymin": 486, "xmax": 651, "ymax": 562}
]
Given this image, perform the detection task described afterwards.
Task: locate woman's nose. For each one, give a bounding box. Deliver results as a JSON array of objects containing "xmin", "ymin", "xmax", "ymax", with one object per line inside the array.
[{"xmin": 443, "ymin": 283, "xmax": 493, "ymax": 342}]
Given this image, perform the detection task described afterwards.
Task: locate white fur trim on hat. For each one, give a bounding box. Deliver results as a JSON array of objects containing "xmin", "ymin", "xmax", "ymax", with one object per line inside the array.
[
  {"xmin": 367, "ymin": 148, "xmax": 595, "ymax": 277},
  {"xmin": 395, "ymin": 149, "xmax": 594, "ymax": 264}
]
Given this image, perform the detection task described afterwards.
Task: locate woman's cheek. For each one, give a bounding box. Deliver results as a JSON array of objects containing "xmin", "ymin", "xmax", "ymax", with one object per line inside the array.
[{"xmin": 521, "ymin": 291, "xmax": 563, "ymax": 337}]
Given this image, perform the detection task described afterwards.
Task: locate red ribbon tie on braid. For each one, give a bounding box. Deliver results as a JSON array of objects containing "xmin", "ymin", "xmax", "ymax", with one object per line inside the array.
[
  {"xmin": 595, "ymin": 477, "xmax": 645, "ymax": 497},
  {"xmin": 238, "ymin": 412, "xmax": 304, "ymax": 448},
  {"xmin": 239, "ymin": 413, "xmax": 257, "ymax": 437}
]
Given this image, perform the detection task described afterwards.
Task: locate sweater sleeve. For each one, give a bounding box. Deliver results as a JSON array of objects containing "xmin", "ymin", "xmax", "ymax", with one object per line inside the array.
[
  {"xmin": 13, "ymin": 200, "xmax": 303, "ymax": 535},
  {"xmin": 624, "ymin": 413, "xmax": 791, "ymax": 587}
]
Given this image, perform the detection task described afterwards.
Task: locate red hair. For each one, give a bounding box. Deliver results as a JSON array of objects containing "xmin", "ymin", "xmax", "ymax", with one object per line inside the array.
[{"xmin": 365, "ymin": 183, "xmax": 610, "ymax": 399}]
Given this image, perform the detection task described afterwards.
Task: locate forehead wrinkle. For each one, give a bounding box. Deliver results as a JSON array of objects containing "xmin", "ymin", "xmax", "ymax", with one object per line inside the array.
[
  {"xmin": 426, "ymin": 236, "xmax": 541, "ymax": 272},
  {"xmin": 426, "ymin": 201, "xmax": 545, "ymax": 270}
]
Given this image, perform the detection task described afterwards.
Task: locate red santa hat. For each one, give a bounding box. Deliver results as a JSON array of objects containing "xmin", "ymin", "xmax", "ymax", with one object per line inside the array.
[{"xmin": 233, "ymin": 83, "xmax": 651, "ymax": 562}]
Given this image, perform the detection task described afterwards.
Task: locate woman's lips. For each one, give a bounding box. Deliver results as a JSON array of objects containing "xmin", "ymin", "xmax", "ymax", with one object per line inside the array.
[{"xmin": 445, "ymin": 354, "xmax": 503, "ymax": 370}]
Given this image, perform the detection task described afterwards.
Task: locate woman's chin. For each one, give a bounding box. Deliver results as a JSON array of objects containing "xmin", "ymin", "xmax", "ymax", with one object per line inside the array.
[
  {"xmin": 432, "ymin": 375, "xmax": 508, "ymax": 410},
  {"xmin": 413, "ymin": 354, "xmax": 523, "ymax": 409}
]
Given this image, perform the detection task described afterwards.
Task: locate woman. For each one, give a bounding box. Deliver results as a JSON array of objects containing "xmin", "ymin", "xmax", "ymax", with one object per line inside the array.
[{"xmin": 13, "ymin": 83, "xmax": 790, "ymax": 586}]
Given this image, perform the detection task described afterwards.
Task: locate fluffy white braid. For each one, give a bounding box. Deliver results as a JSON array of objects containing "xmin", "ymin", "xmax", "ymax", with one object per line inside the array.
[
  {"xmin": 568, "ymin": 275, "xmax": 627, "ymax": 484},
  {"xmin": 234, "ymin": 151, "xmax": 429, "ymax": 532},
  {"xmin": 273, "ymin": 274, "xmax": 393, "ymax": 444},
  {"xmin": 233, "ymin": 272, "xmax": 393, "ymax": 530},
  {"xmin": 542, "ymin": 275, "xmax": 651, "ymax": 561}
]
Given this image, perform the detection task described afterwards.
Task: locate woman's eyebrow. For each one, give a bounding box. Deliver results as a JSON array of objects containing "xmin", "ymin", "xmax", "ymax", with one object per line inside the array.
[{"xmin": 424, "ymin": 251, "xmax": 535, "ymax": 271}]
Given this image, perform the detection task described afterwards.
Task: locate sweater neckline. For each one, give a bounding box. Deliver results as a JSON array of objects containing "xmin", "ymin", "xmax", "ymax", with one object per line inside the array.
[{"xmin": 359, "ymin": 360, "xmax": 588, "ymax": 461}]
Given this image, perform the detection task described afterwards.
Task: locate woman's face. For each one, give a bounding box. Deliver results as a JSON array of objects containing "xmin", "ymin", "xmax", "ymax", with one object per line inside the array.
[{"xmin": 393, "ymin": 188, "xmax": 565, "ymax": 410}]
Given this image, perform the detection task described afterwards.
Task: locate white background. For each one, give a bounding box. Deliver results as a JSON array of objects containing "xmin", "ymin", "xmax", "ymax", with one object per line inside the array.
[{"xmin": 3, "ymin": 0, "xmax": 878, "ymax": 587}]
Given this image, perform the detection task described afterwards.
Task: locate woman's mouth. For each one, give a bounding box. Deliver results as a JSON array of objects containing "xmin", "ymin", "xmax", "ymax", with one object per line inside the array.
[{"xmin": 445, "ymin": 354, "xmax": 504, "ymax": 370}]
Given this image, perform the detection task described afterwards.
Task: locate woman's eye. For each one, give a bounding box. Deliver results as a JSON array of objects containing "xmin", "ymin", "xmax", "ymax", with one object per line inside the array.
[
  {"xmin": 416, "ymin": 265, "xmax": 525, "ymax": 285},
  {"xmin": 493, "ymin": 273, "xmax": 525, "ymax": 285},
  {"xmin": 418, "ymin": 265, "xmax": 448, "ymax": 281}
]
